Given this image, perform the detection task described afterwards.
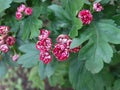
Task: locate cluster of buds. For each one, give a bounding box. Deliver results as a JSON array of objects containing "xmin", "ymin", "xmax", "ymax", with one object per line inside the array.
[
  {"xmin": 0, "ymin": 26, "xmax": 16, "ymax": 53},
  {"xmin": 78, "ymin": 2, "xmax": 103, "ymax": 25},
  {"xmin": 53, "ymin": 34, "xmax": 81, "ymax": 61},
  {"xmin": 36, "ymin": 29, "xmax": 52, "ymax": 64},
  {"xmin": 16, "ymin": 4, "xmax": 33, "ymax": 20}
]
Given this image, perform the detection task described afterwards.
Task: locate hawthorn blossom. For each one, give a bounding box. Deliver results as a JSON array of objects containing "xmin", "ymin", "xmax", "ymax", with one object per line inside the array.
[
  {"xmin": 6, "ymin": 36, "xmax": 16, "ymax": 46},
  {"xmin": 0, "ymin": 26, "xmax": 10, "ymax": 35},
  {"xmin": 0, "ymin": 44, "xmax": 9, "ymax": 53},
  {"xmin": 53, "ymin": 43, "xmax": 69, "ymax": 61},
  {"xmin": 78, "ymin": 10, "xmax": 93, "ymax": 25},
  {"xmin": 17, "ymin": 4, "xmax": 26, "ymax": 12},
  {"xmin": 16, "ymin": 12, "xmax": 22, "ymax": 20},
  {"xmin": 38, "ymin": 29, "xmax": 51, "ymax": 40},
  {"xmin": 40, "ymin": 51, "xmax": 52, "ymax": 64},
  {"xmin": 93, "ymin": 2, "xmax": 103, "ymax": 12},
  {"xmin": 36, "ymin": 38, "xmax": 52, "ymax": 51},
  {"xmin": 24, "ymin": 7, "xmax": 33, "ymax": 15},
  {"xmin": 56, "ymin": 34, "xmax": 69, "ymax": 44}
]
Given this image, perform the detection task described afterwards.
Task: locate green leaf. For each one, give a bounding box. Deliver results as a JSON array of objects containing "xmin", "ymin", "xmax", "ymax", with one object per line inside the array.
[
  {"xmin": 28, "ymin": 66, "xmax": 45, "ymax": 90},
  {"xmin": 111, "ymin": 52, "xmax": 120, "ymax": 66},
  {"xmin": 101, "ymin": 0, "xmax": 110, "ymax": 4},
  {"xmin": 78, "ymin": 19, "xmax": 120, "ymax": 73},
  {"xmin": 22, "ymin": 16, "xmax": 43, "ymax": 40},
  {"xmin": 62, "ymin": 0, "xmax": 85, "ymax": 17},
  {"xmin": 69, "ymin": 18, "xmax": 82, "ymax": 38},
  {"xmin": 69, "ymin": 60, "xmax": 113, "ymax": 90},
  {"xmin": 0, "ymin": 61, "xmax": 7, "ymax": 78},
  {"xmin": 48, "ymin": 62, "xmax": 69, "ymax": 87},
  {"xmin": 13, "ymin": 0, "xmax": 25, "ymax": 3},
  {"xmin": 45, "ymin": 62, "xmax": 57, "ymax": 78},
  {"xmin": 70, "ymin": 26, "xmax": 93, "ymax": 49},
  {"xmin": 38, "ymin": 61, "xmax": 47, "ymax": 79},
  {"xmin": 48, "ymin": 4, "xmax": 71, "ymax": 21},
  {"xmin": 17, "ymin": 44, "xmax": 39, "ymax": 68},
  {"xmin": 113, "ymin": 79, "xmax": 120, "ymax": 90},
  {"xmin": 0, "ymin": 0, "xmax": 12, "ymax": 13}
]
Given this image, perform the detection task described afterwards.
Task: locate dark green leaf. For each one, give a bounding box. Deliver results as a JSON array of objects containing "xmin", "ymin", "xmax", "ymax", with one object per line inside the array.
[
  {"xmin": 48, "ymin": 62, "xmax": 69, "ymax": 87},
  {"xmin": 38, "ymin": 61, "xmax": 47, "ymax": 80},
  {"xmin": 113, "ymin": 79, "xmax": 120, "ymax": 90},
  {"xmin": 78, "ymin": 19, "xmax": 120, "ymax": 73},
  {"xmin": 69, "ymin": 60, "xmax": 113, "ymax": 90},
  {"xmin": 0, "ymin": 61, "xmax": 7, "ymax": 78}
]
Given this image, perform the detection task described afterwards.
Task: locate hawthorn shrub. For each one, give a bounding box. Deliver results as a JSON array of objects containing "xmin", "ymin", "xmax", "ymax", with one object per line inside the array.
[{"xmin": 0, "ymin": 0, "xmax": 120, "ymax": 90}]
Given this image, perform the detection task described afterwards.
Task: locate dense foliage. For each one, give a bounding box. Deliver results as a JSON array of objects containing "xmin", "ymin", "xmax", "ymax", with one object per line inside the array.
[{"xmin": 1, "ymin": 0, "xmax": 120, "ymax": 90}]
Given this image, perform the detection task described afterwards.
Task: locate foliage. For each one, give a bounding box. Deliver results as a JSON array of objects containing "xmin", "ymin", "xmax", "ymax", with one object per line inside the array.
[{"xmin": 1, "ymin": 0, "xmax": 120, "ymax": 90}]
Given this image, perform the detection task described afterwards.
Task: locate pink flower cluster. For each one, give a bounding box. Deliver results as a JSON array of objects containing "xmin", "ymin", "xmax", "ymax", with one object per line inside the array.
[
  {"xmin": 78, "ymin": 10, "xmax": 93, "ymax": 25},
  {"xmin": 36, "ymin": 30, "xmax": 81, "ymax": 64},
  {"xmin": 36, "ymin": 29, "xmax": 52, "ymax": 64},
  {"xmin": 0, "ymin": 26, "xmax": 16, "ymax": 53},
  {"xmin": 53, "ymin": 34, "xmax": 81, "ymax": 61},
  {"xmin": 16, "ymin": 4, "xmax": 33, "ymax": 20},
  {"xmin": 78, "ymin": 2, "xmax": 103, "ymax": 25}
]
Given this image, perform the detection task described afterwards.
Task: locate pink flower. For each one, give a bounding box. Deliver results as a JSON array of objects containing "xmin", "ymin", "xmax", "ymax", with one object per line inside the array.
[
  {"xmin": 0, "ymin": 26, "xmax": 10, "ymax": 35},
  {"xmin": 16, "ymin": 12, "xmax": 22, "ymax": 20},
  {"xmin": 78, "ymin": 10, "xmax": 93, "ymax": 25},
  {"xmin": 0, "ymin": 44, "xmax": 9, "ymax": 53},
  {"xmin": 40, "ymin": 51, "xmax": 52, "ymax": 64},
  {"xmin": 0, "ymin": 36, "xmax": 4, "ymax": 45},
  {"xmin": 12, "ymin": 54, "xmax": 19, "ymax": 61},
  {"xmin": 53, "ymin": 43, "xmax": 69, "ymax": 61},
  {"xmin": 56, "ymin": 34, "xmax": 69, "ymax": 44},
  {"xmin": 24, "ymin": 7, "xmax": 33, "ymax": 15},
  {"xmin": 93, "ymin": 2, "xmax": 103, "ymax": 12},
  {"xmin": 38, "ymin": 29, "xmax": 51, "ymax": 40},
  {"xmin": 17, "ymin": 4, "xmax": 26, "ymax": 12},
  {"xmin": 36, "ymin": 38, "xmax": 52, "ymax": 51},
  {"xmin": 6, "ymin": 36, "xmax": 16, "ymax": 46}
]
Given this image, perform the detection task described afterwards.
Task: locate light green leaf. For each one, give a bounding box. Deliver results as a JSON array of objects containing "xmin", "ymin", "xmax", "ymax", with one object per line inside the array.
[
  {"xmin": 38, "ymin": 61, "xmax": 58, "ymax": 80},
  {"xmin": 69, "ymin": 18, "xmax": 82, "ymax": 38},
  {"xmin": 48, "ymin": 4, "xmax": 71, "ymax": 20},
  {"xmin": 22, "ymin": 16, "xmax": 43, "ymax": 40},
  {"xmin": 17, "ymin": 44, "xmax": 39, "ymax": 68},
  {"xmin": 70, "ymin": 26, "xmax": 93, "ymax": 49},
  {"xmin": 29, "ymin": 66, "xmax": 45, "ymax": 90},
  {"xmin": 13, "ymin": 0, "xmax": 25, "ymax": 3},
  {"xmin": 0, "ymin": 0, "xmax": 12, "ymax": 13},
  {"xmin": 62, "ymin": 0, "xmax": 85, "ymax": 17}
]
